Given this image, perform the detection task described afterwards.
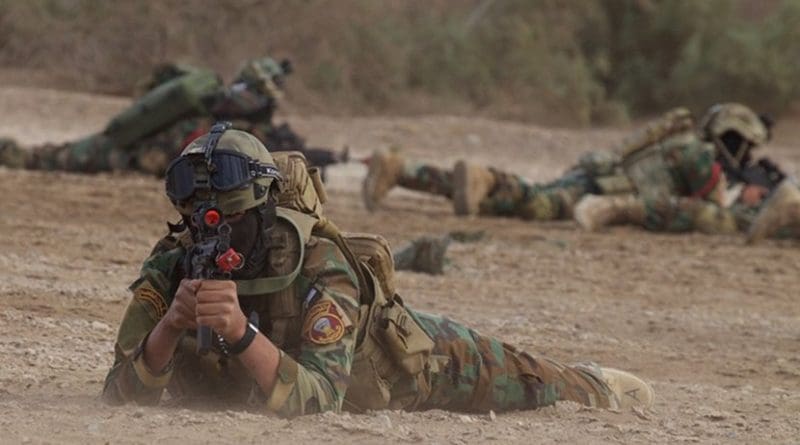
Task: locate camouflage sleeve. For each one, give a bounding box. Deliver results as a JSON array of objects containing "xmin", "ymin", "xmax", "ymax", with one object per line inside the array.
[
  {"xmin": 261, "ymin": 238, "xmax": 361, "ymax": 417},
  {"xmin": 670, "ymin": 140, "xmax": 722, "ymax": 199},
  {"xmin": 101, "ymin": 249, "xmax": 183, "ymax": 405}
]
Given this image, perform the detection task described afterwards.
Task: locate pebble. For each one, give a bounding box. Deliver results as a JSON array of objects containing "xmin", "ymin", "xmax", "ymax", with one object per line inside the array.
[
  {"xmin": 90, "ymin": 321, "xmax": 111, "ymax": 332},
  {"xmin": 378, "ymin": 414, "xmax": 392, "ymax": 430}
]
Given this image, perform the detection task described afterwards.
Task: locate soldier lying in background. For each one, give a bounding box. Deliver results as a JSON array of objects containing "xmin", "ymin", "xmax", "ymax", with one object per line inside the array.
[
  {"xmin": 0, "ymin": 57, "xmax": 348, "ymax": 177},
  {"xmin": 363, "ymin": 103, "xmax": 786, "ymax": 236},
  {"xmin": 572, "ymin": 104, "xmax": 796, "ymax": 237}
]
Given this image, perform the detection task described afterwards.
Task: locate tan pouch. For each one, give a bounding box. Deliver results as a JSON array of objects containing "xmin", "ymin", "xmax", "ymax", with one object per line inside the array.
[
  {"xmin": 376, "ymin": 296, "xmax": 434, "ymax": 376},
  {"xmin": 344, "ymin": 303, "xmax": 394, "ymax": 411},
  {"xmin": 272, "ymin": 151, "xmax": 325, "ymax": 218},
  {"xmin": 344, "ymin": 233, "xmax": 396, "ymax": 298}
]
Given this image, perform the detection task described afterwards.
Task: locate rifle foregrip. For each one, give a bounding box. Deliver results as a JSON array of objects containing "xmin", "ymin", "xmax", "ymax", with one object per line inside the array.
[{"xmin": 197, "ymin": 325, "xmax": 213, "ymax": 355}]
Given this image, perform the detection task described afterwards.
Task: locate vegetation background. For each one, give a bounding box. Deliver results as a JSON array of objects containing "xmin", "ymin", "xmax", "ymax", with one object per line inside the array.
[{"xmin": 1, "ymin": 0, "xmax": 798, "ymax": 125}]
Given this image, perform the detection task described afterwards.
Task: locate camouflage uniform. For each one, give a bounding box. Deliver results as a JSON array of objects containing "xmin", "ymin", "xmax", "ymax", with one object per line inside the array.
[
  {"xmin": 103, "ymin": 222, "xmax": 617, "ymax": 416},
  {"xmin": 392, "ymin": 132, "xmax": 721, "ymax": 222},
  {"xmin": 2, "ymin": 58, "xmax": 342, "ymax": 176}
]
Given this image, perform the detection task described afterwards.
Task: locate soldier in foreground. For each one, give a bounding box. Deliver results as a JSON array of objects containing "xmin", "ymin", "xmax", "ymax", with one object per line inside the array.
[
  {"xmin": 363, "ymin": 104, "xmax": 781, "ymax": 235},
  {"xmin": 0, "ymin": 57, "xmax": 347, "ymax": 176},
  {"xmin": 102, "ymin": 125, "xmax": 653, "ymax": 416}
]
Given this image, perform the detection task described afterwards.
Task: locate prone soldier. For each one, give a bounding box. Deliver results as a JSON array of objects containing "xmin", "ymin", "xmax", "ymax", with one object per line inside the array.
[
  {"xmin": 363, "ymin": 103, "xmax": 782, "ymax": 236},
  {"xmin": 102, "ymin": 125, "xmax": 653, "ymax": 416},
  {"xmin": 0, "ymin": 58, "xmax": 347, "ymax": 177}
]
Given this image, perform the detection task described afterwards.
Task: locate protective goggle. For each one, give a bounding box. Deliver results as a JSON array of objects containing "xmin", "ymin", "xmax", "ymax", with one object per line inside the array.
[{"xmin": 165, "ymin": 149, "xmax": 282, "ymax": 201}]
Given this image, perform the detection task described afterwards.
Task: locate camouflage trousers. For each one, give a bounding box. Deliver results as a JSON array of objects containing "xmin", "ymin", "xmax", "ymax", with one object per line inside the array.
[
  {"xmin": 23, "ymin": 118, "xmax": 282, "ymax": 176},
  {"xmin": 397, "ymin": 162, "xmax": 455, "ymax": 199},
  {"xmin": 25, "ymin": 118, "xmax": 212, "ymax": 175},
  {"xmin": 397, "ymin": 163, "xmax": 594, "ymax": 220},
  {"xmin": 481, "ymin": 169, "xmax": 595, "ymax": 220},
  {"xmin": 641, "ymin": 198, "xmax": 800, "ymax": 238},
  {"xmin": 642, "ymin": 198, "xmax": 754, "ymax": 234},
  {"xmin": 404, "ymin": 310, "xmax": 613, "ymax": 412}
]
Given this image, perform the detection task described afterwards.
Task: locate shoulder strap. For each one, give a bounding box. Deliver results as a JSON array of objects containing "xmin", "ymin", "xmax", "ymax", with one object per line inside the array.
[{"xmin": 233, "ymin": 208, "xmax": 314, "ymax": 296}]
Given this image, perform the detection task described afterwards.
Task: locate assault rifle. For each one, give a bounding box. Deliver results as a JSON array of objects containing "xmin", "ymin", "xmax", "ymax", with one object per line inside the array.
[
  {"xmin": 733, "ymin": 158, "xmax": 786, "ymax": 192},
  {"xmin": 186, "ymin": 201, "xmax": 243, "ymax": 355}
]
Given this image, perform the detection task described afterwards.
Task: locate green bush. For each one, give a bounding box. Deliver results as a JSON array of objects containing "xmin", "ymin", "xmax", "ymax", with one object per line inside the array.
[{"xmin": 1, "ymin": 0, "xmax": 799, "ymax": 124}]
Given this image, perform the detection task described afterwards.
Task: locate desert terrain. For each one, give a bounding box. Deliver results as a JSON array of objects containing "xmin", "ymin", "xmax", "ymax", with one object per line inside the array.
[{"xmin": 0, "ymin": 86, "xmax": 798, "ymax": 444}]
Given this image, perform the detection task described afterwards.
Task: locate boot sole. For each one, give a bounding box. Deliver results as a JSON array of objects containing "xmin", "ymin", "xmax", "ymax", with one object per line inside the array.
[{"xmin": 453, "ymin": 160, "xmax": 472, "ymax": 216}]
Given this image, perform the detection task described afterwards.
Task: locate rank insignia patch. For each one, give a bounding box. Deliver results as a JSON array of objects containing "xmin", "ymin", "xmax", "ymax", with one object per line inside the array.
[
  {"xmin": 133, "ymin": 283, "xmax": 168, "ymax": 319},
  {"xmin": 303, "ymin": 301, "xmax": 345, "ymax": 345}
]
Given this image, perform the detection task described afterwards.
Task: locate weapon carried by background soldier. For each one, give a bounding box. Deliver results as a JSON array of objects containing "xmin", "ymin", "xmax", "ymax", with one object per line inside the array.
[
  {"xmin": 363, "ymin": 103, "xmax": 793, "ymax": 238},
  {"xmin": 102, "ymin": 125, "xmax": 653, "ymax": 417},
  {"xmin": 0, "ymin": 57, "xmax": 348, "ymax": 177}
]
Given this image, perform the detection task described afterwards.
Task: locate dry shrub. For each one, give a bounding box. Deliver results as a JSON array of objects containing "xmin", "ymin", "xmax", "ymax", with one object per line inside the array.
[{"xmin": 0, "ymin": 0, "xmax": 798, "ymax": 125}]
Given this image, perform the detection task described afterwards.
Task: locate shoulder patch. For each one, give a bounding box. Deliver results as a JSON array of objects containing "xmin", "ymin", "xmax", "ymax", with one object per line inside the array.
[
  {"xmin": 302, "ymin": 300, "xmax": 346, "ymax": 345},
  {"xmin": 133, "ymin": 281, "xmax": 169, "ymax": 320}
]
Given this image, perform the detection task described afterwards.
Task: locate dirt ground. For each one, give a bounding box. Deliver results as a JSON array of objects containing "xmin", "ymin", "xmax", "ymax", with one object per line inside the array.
[{"xmin": 0, "ymin": 86, "xmax": 798, "ymax": 444}]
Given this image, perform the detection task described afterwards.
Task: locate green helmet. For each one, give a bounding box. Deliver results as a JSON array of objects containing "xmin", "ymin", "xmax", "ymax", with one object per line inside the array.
[
  {"xmin": 234, "ymin": 57, "xmax": 292, "ymax": 99},
  {"xmin": 700, "ymin": 103, "xmax": 768, "ymax": 146},
  {"xmin": 167, "ymin": 123, "xmax": 281, "ymax": 216}
]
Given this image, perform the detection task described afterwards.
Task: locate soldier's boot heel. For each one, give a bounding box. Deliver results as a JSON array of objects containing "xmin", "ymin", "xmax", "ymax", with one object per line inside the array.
[
  {"xmin": 747, "ymin": 180, "xmax": 800, "ymax": 243},
  {"xmin": 574, "ymin": 194, "xmax": 644, "ymax": 231},
  {"xmin": 362, "ymin": 150, "xmax": 405, "ymax": 212},
  {"xmin": 453, "ymin": 160, "xmax": 495, "ymax": 216},
  {"xmin": 597, "ymin": 367, "xmax": 655, "ymax": 410}
]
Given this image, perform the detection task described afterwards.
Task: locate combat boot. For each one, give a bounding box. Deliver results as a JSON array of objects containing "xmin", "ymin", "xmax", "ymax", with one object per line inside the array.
[
  {"xmin": 453, "ymin": 160, "xmax": 496, "ymax": 216},
  {"xmin": 747, "ymin": 180, "xmax": 800, "ymax": 243},
  {"xmin": 0, "ymin": 138, "xmax": 27, "ymax": 169},
  {"xmin": 393, "ymin": 235, "xmax": 450, "ymax": 275},
  {"xmin": 362, "ymin": 150, "xmax": 405, "ymax": 211},
  {"xmin": 598, "ymin": 367, "xmax": 655, "ymax": 410},
  {"xmin": 574, "ymin": 194, "xmax": 646, "ymax": 231},
  {"xmin": 575, "ymin": 363, "xmax": 655, "ymax": 410}
]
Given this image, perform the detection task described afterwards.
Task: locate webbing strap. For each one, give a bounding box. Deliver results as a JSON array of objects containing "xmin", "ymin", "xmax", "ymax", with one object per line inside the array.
[{"xmin": 233, "ymin": 210, "xmax": 306, "ymax": 296}]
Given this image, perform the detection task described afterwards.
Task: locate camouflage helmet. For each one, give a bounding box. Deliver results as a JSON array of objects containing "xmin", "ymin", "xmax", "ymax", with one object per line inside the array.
[
  {"xmin": 700, "ymin": 103, "xmax": 769, "ymax": 146},
  {"xmin": 234, "ymin": 57, "xmax": 292, "ymax": 99},
  {"xmin": 166, "ymin": 123, "xmax": 282, "ymax": 216}
]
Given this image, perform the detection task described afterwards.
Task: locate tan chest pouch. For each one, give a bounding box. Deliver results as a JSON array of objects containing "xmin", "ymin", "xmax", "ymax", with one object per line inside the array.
[{"xmin": 345, "ymin": 286, "xmax": 434, "ymax": 411}]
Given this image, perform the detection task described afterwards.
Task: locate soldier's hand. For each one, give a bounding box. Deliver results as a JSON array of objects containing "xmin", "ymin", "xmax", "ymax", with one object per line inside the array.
[
  {"xmin": 741, "ymin": 184, "xmax": 769, "ymax": 206},
  {"xmin": 165, "ymin": 279, "xmax": 200, "ymax": 331},
  {"xmin": 195, "ymin": 280, "xmax": 247, "ymax": 343}
]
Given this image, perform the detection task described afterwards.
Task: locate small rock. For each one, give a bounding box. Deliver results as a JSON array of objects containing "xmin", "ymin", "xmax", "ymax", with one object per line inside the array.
[
  {"xmin": 488, "ymin": 410, "xmax": 496, "ymax": 422},
  {"xmin": 91, "ymin": 321, "xmax": 111, "ymax": 332},
  {"xmin": 458, "ymin": 415, "xmax": 475, "ymax": 424},
  {"xmin": 377, "ymin": 413, "xmax": 392, "ymax": 430}
]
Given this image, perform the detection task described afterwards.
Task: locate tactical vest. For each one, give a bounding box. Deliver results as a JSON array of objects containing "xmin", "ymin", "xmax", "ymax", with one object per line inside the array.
[
  {"xmin": 162, "ymin": 151, "xmax": 435, "ymax": 411},
  {"xmin": 592, "ymin": 108, "xmax": 697, "ymax": 200}
]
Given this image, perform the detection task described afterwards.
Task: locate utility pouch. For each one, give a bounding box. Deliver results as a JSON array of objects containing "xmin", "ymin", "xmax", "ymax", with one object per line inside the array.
[
  {"xmin": 345, "ymin": 301, "xmax": 394, "ymax": 411},
  {"xmin": 376, "ymin": 296, "xmax": 434, "ymax": 376},
  {"xmin": 594, "ymin": 174, "xmax": 634, "ymax": 195}
]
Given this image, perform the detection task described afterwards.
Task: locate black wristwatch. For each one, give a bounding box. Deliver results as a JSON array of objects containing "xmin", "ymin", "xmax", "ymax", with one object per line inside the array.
[{"xmin": 228, "ymin": 314, "xmax": 260, "ymax": 355}]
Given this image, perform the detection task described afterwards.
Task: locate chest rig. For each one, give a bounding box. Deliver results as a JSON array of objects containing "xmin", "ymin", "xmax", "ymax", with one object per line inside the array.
[
  {"xmin": 604, "ymin": 107, "xmax": 698, "ymax": 201},
  {"xmin": 159, "ymin": 151, "xmax": 435, "ymax": 411}
]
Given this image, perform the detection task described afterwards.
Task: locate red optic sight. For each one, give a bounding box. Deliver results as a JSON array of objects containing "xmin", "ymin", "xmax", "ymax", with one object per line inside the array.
[{"xmin": 204, "ymin": 209, "xmax": 221, "ymax": 226}]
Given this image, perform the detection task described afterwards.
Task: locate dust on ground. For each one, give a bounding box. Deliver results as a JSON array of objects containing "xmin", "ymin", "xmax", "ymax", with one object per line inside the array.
[{"xmin": 0, "ymin": 86, "xmax": 799, "ymax": 444}]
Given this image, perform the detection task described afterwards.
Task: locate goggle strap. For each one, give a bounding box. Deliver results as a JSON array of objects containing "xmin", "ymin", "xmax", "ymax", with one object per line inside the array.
[
  {"xmin": 250, "ymin": 162, "xmax": 283, "ymax": 181},
  {"xmin": 204, "ymin": 121, "xmax": 233, "ymax": 164}
]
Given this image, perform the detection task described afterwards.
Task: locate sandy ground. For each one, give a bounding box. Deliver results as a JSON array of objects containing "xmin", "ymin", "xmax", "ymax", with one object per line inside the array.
[{"xmin": 0, "ymin": 86, "xmax": 799, "ymax": 444}]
